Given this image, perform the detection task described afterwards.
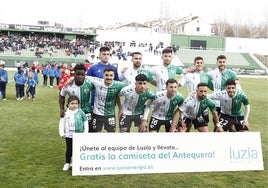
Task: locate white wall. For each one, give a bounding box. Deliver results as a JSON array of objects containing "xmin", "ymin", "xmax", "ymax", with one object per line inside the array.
[
  {"xmin": 225, "ymin": 37, "xmax": 268, "ymax": 55},
  {"xmin": 96, "ymin": 30, "xmax": 171, "ymax": 47},
  {"xmin": 96, "ymin": 30, "xmax": 268, "ymax": 55},
  {"xmin": 184, "ymin": 18, "xmax": 212, "ymax": 36}
]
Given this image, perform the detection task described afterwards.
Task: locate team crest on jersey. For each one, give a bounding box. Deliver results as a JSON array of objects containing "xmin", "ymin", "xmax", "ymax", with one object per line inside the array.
[
  {"xmin": 111, "ymin": 88, "xmax": 118, "ymax": 93},
  {"xmin": 172, "ymin": 100, "xmax": 177, "ymax": 105},
  {"xmin": 223, "ymin": 74, "xmax": 229, "ymax": 80},
  {"xmin": 202, "ymin": 103, "xmax": 207, "ymax": 108},
  {"xmin": 84, "ymin": 88, "xmax": 89, "ymax": 93}
]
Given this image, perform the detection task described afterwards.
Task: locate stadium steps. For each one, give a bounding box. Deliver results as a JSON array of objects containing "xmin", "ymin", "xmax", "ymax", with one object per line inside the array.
[{"xmin": 176, "ymin": 49, "xmax": 263, "ymax": 70}]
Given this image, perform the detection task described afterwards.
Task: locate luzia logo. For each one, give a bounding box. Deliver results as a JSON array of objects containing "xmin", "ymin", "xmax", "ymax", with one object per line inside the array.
[{"xmin": 229, "ymin": 147, "xmax": 258, "ymax": 160}]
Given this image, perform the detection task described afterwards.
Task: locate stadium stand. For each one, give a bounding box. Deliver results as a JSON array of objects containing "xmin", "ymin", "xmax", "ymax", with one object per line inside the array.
[
  {"xmin": 0, "ymin": 29, "xmax": 266, "ymax": 75},
  {"xmin": 176, "ymin": 49, "xmax": 266, "ymax": 74},
  {"xmin": 177, "ymin": 49, "xmax": 250, "ymax": 67}
]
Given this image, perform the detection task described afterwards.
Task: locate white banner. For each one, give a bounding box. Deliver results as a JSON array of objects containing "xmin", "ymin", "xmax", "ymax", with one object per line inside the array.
[{"xmin": 72, "ymin": 132, "xmax": 264, "ymax": 176}]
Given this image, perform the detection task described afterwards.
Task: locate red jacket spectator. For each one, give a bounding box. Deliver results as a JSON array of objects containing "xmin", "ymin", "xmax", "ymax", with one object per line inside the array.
[{"xmin": 58, "ymin": 69, "xmax": 72, "ymax": 91}]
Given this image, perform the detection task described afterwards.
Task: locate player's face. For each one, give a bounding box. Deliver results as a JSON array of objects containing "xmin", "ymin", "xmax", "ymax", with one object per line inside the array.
[
  {"xmin": 68, "ymin": 100, "xmax": 79, "ymax": 111},
  {"xmin": 162, "ymin": 52, "xmax": 173, "ymax": 66},
  {"xmin": 217, "ymin": 58, "xmax": 226, "ymax": 71},
  {"xmin": 104, "ymin": 71, "xmax": 115, "ymax": 85},
  {"xmin": 166, "ymin": 82, "xmax": 178, "ymax": 97},
  {"xmin": 99, "ymin": 50, "xmax": 110, "ymax": 64},
  {"xmin": 226, "ymin": 85, "xmax": 236, "ymax": 97},
  {"xmin": 135, "ymin": 80, "xmax": 147, "ymax": 93},
  {"xmin": 132, "ymin": 54, "xmax": 142, "ymax": 68},
  {"xmin": 196, "ymin": 86, "xmax": 208, "ymax": 100},
  {"xmin": 194, "ymin": 60, "xmax": 204, "ymax": 72},
  {"xmin": 74, "ymin": 70, "xmax": 85, "ymax": 84}
]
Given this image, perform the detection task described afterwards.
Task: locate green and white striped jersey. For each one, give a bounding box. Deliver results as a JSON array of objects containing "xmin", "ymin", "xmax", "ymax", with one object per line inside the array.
[
  {"xmin": 207, "ymin": 68, "xmax": 238, "ymax": 91},
  {"xmin": 208, "ymin": 90, "xmax": 249, "ymax": 117},
  {"xmin": 87, "ymin": 76, "xmax": 127, "ymax": 116},
  {"xmin": 60, "ymin": 79, "xmax": 95, "ymax": 113},
  {"xmin": 149, "ymin": 90, "xmax": 184, "ymax": 120},
  {"xmin": 150, "ymin": 64, "xmax": 183, "ymax": 90},
  {"xmin": 120, "ymin": 85, "xmax": 156, "ymax": 115},
  {"xmin": 119, "ymin": 68, "xmax": 153, "ymax": 85},
  {"xmin": 207, "ymin": 68, "xmax": 238, "ymax": 106},
  {"xmin": 180, "ymin": 95, "xmax": 216, "ymax": 120},
  {"xmin": 179, "ymin": 71, "xmax": 213, "ymax": 95}
]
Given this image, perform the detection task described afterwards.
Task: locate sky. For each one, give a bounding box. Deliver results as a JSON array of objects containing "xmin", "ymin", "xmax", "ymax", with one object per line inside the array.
[{"xmin": 0, "ymin": 0, "xmax": 267, "ymax": 28}]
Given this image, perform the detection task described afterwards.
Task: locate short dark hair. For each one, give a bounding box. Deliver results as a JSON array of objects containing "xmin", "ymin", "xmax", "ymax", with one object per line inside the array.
[
  {"xmin": 100, "ymin": 46, "xmax": 111, "ymax": 52},
  {"xmin": 132, "ymin": 52, "xmax": 142, "ymax": 57},
  {"xmin": 166, "ymin": 78, "xmax": 178, "ymax": 86},
  {"xmin": 194, "ymin": 56, "xmax": 203, "ymax": 62},
  {"xmin": 197, "ymin": 82, "xmax": 208, "ymax": 88},
  {"xmin": 74, "ymin": 63, "xmax": 86, "ymax": 72},
  {"xmin": 135, "ymin": 74, "xmax": 147, "ymax": 82},
  {"xmin": 162, "ymin": 48, "xmax": 173, "ymax": 54},
  {"xmin": 225, "ymin": 79, "xmax": 236, "ymax": 86},
  {"xmin": 217, "ymin": 55, "xmax": 226, "ymax": 61}
]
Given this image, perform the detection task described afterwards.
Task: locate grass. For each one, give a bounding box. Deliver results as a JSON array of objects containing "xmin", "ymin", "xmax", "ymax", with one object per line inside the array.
[{"xmin": 0, "ymin": 72, "xmax": 267, "ymax": 188}]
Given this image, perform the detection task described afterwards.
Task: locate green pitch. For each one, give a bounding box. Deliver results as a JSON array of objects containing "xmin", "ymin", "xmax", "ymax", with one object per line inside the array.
[{"xmin": 0, "ymin": 73, "xmax": 267, "ymax": 187}]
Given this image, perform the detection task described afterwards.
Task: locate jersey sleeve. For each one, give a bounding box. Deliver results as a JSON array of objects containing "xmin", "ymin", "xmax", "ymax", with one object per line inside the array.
[
  {"xmin": 178, "ymin": 98, "xmax": 189, "ymax": 113},
  {"xmin": 143, "ymin": 99, "xmax": 154, "ymax": 120},
  {"xmin": 149, "ymin": 66, "xmax": 157, "ymax": 76},
  {"xmin": 207, "ymin": 91, "xmax": 224, "ymax": 100},
  {"xmin": 118, "ymin": 81, "xmax": 128, "ymax": 90},
  {"xmin": 86, "ymin": 65, "xmax": 94, "ymax": 76},
  {"xmin": 207, "ymin": 98, "xmax": 216, "ymax": 112},
  {"xmin": 145, "ymin": 71, "xmax": 154, "ymax": 82},
  {"xmin": 178, "ymin": 74, "xmax": 187, "ymax": 86},
  {"xmin": 176, "ymin": 66, "xmax": 183, "ymax": 75},
  {"xmin": 118, "ymin": 72, "xmax": 126, "ymax": 81},
  {"xmin": 231, "ymin": 71, "xmax": 238, "ymax": 80},
  {"xmin": 139, "ymin": 70, "xmax": 154, "ymax": 82},
  {"xmin": 86, "ymin": 76, "xmax": 101, "ymax": 85},
  {"xmin": 206, "ymin": 75, "xmax": 214, "ymax": 91},
  {"xmin": 119, "ymin": 85, "xmax": 133, "ymax": 96},
  {"xmin": 241, "ymin": 91, "xmax": 249, "ymax": 105},
  {"xmin": 148, "ymin": 90, "xmax": 156, "ymax": 99},
  {"xmin": 60, "ymin": 86, "xmax": 68, "ymax": 97},
  {"xmin": 176, "ymin": 93, "xmax": 184, "ymax": 106}
]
